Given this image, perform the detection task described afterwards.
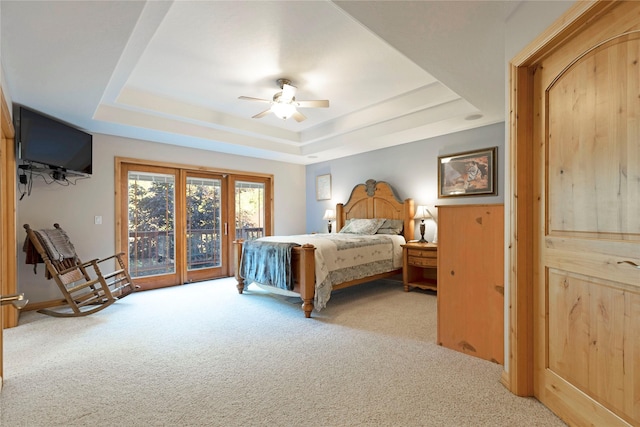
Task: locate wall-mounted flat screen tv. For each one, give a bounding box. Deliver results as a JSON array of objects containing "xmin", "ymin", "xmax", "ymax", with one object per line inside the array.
[{"xmin": 14, "ymin": 105, "xmax": 92, "ymax": 175}]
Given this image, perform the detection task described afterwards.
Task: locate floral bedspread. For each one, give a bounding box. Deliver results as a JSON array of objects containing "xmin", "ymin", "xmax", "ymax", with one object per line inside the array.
[{"xmin": 248, "ymin": 233, "xmax": 405, "ymax": 310}]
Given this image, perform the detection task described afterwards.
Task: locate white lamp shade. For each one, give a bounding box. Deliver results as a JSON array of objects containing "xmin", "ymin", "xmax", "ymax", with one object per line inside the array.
[
  {"xmin": 323, "ymin": 209, "xmax": 336, "ymax": 220},
  {"xmin": 413, "ymin": 205, "xmax": 430, "ymax": 220},
  {"xmin": 413, "ymin": 205, "xmax": 437, "ymax": 224}
]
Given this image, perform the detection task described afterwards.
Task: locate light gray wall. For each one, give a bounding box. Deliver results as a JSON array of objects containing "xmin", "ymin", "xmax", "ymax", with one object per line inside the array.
[
  {"xmin": 17, "ymin": 134, "xmax": 306, "ymax": 303},
  {"xmin": 305, "ymin": 123, "xmax": 505, "ymax": 241}
]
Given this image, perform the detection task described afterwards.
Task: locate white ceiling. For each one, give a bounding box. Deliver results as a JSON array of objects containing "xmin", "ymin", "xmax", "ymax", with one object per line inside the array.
[{"xmin": 1, "ymin": 1, "xmax": 519, "ymax": 165}]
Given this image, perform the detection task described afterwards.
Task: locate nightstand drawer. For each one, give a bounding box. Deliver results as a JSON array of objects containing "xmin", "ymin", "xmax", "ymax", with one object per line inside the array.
[
  {"xmin": 407, "ymin": 248, "xmax": 436, "ymax": 258},
  {"xmin": 408, "ymin": 255, "xmax": 437, "ymax": 267}
]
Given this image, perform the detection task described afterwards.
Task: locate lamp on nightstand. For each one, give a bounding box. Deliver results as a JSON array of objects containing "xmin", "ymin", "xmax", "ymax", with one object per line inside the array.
[
  {"xmin": 323, "ymin": 209, "xmax": 336, "ymax": 233},
  {"xmin": 413, "ymin": 205, "xmax": 433, "ymax": 243}
]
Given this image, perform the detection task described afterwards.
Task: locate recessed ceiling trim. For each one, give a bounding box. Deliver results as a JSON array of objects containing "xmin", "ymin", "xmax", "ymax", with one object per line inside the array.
[
  {"xmin": 115, "ymin": 87, "xmax": 301, "ymax": 142},
  {"xmin": 300, "ymin": 82, "xmax": 462, "ymax": 143},
  {"xmin": 94, "ymin": 104, "xmax": 303, "ymax": 155},
  {"xmin": 301, "ymin": 98, "xmax": 479, "ymax": 156},
  {"xmin": 98, "ymin": 1, "xmax": 173, "ymax": 107}
]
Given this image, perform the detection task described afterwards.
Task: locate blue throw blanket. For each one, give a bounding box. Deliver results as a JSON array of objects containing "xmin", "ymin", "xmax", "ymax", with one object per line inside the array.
[{"xmin": 240, "ymin": 240, "xmax": 300, "ymax": 291}]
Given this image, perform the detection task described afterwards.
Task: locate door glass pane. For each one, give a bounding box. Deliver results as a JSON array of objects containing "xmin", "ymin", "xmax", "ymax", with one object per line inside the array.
[
  {"xmin": 235, "ymin": 181, "xmax": 265, "ymax": 241},
  {"xmin": 186, "ymin": 177, "xmax": 222, "ymax": 271},
  {"xmin": 128, "ymin": 172, "xmax": 175, "ymax": 278}
]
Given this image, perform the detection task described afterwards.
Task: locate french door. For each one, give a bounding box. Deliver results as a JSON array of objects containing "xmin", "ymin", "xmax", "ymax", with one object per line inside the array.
[
  {"xmin": 117, "ymin": 160, "xmax": 271, "ymax": 291},
  {"xmin": 185, "ymin": 171, "xmax": 228, "ymax": 283},
  {"xmin": 121, "ymin": 164, "xmax": 227, "ymax": 290},
  {"xmin": 231, "ymin": 175, "xmax": 270, "ymax": 242}
]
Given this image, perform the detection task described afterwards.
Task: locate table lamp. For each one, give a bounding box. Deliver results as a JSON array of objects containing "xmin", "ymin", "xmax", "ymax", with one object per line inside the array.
[
  {"xmin": 413, "ymin": 205, "xmax": 432, "ymax": 243},
  {"xmin": 323, "ymin": 209, "xmax": 336, "ymax": 233}
]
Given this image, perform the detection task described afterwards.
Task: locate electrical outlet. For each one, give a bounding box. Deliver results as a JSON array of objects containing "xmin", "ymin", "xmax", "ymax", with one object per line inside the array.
[{"xmin": 94, "ymin": 216, "xmax": 102, "ymax": 225}]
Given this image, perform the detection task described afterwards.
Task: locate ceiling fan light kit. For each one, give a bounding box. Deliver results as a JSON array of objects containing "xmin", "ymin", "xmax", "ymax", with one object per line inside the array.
[
  {"xmin": 239, "ymin": 78, "xmax": 329, "ymax": 122},
  {"xmin": 271, "ymin": 100, "xmax": 297, "ymax": 120}
]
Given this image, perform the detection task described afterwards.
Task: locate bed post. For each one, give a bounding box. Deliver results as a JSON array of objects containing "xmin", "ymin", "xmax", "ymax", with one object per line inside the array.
[
  {"xmin": 233, "ymin": 240, "xmax": 245, "ymax": 294},
  {"xmin": 335, "ymin": 203, "xmax": 345, "ymax": 231},
  {"xmin": 297, "ymin": 244, "xmax": 316, "ymax": 318},
  {"xmin": 404, "ymin": 198, "xmax": 415, "ymax": 241}
]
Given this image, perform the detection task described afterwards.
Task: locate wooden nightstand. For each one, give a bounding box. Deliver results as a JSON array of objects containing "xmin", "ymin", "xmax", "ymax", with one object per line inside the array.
[{"xmin": 402, "ymin": 242, "xmax": 438, "ymax": 292}]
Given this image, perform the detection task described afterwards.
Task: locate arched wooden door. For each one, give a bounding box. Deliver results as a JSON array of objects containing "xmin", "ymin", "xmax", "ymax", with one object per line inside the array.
[{"xmin": 511, "ymin": 2, "xmax": 640, "ymax": 425}]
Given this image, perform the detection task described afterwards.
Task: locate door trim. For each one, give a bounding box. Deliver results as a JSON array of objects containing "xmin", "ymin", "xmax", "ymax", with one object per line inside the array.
[
  {"xmin": 507, "ymin": 0, "xmax": 617, "ymax": 397},
  {"xmin": 1, "ymin": 84, "xmax": 18, "ymax": 386}
]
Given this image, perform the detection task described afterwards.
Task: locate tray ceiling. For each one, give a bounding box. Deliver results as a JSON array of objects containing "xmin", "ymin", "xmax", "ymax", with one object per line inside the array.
[{"xmin": 1, "ymin": 1, "xmax": 518, "ymax": 165}]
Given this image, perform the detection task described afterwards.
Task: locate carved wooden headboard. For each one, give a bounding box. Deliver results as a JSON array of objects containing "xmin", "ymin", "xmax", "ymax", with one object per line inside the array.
[{"xmin": 335, "ymin": 179, "xmax": 415, "ymax": 241}]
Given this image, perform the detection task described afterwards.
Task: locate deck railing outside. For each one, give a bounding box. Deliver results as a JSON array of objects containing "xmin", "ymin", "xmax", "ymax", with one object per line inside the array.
[{"xmin": 128, "ymin": 227, "xmax": 264, "ymax": 277}]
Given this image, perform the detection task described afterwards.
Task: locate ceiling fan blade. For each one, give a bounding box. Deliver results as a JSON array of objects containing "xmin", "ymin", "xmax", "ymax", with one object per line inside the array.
[
  {"xmin": 239, "ymin": 96, "xmax": 271, "ymax": 103},
  {"xmin": 281, "ymin": 84, "xmax": 297, "ymax": 103},
  {"xmin": 252, "ymin": 109, "xmax": 272, "ymax": 119},
  {"xmin": 296, "ymin": 100, "xmax": 330, "ymax": 108},
  {"xmin": 292, "ymin": 110, "xmax": 306, "ymax": 122}
]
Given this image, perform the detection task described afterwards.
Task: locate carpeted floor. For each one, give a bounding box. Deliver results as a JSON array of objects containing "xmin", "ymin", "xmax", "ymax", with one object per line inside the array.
[{"xmin": 1, "ymin": 277, "xmax": 565, "ymax": 426}]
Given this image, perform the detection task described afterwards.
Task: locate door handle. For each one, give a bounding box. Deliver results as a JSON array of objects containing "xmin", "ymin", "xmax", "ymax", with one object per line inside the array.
[
  {"xmin": 617, "ymin": 260, "xmax": 640, "ymax": 269},
  {"xmin": 0, "ymin": 293, "xmax": 29, "ymax": 309}
]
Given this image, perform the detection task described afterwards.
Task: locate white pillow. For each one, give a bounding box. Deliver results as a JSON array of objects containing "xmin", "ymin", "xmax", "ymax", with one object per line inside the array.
[
  {"xmin": 376, "ymin": 219, "xmax": 404, "ymax": 235},
  {"xmin": 339, "ymin": 218, "xmax": 386, "ymax": 235}
]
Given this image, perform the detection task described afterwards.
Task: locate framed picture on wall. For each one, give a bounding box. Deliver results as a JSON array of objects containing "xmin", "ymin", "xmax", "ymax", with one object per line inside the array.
[
  {"xmin": 438, "ymin": 147, "xmax": 497, "ymax": 197},
  {"xmin": 316, "ymin": 174, "xmax": 331, "ymax": 200}
]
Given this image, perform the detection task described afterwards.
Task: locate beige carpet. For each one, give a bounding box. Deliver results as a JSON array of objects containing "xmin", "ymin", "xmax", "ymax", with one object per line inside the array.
[{"xmin": 1, "ymin": 277, "xmax": 565, "ymax": 426}]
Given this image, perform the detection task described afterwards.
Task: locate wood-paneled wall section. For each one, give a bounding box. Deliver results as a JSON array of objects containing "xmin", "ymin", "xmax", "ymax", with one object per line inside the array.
[{"xmin": 437, "ymin": 204, "xmax": 504, "ymax": 364}]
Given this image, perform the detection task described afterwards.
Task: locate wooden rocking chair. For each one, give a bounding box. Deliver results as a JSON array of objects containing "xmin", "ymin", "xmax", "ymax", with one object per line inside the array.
[{"xmin": 23, "ymin": 223, "xmax": 137, "ymax": 317}]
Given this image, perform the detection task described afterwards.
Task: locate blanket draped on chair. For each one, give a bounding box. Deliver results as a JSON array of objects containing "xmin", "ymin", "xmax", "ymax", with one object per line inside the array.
[
  {"xmin": 240, "ymin": 240, "xmax": 300, "ymax": 291},
  {"xmin": 34, "ymin": 228, "xmax": 77, "ymax": 261},
  {"xmin": 23, "ymin": 227, "xmax": 78, "ymax": 279}
]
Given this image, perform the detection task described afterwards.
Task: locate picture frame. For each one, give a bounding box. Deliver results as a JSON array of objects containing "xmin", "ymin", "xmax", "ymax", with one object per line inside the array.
[
  {"xmin": 438, "ymin": 147, "xmax": 497, "ymax": 198},
  {"xmin": 316, "ymin": 174, "xmax": 331, "ymax": 200}
]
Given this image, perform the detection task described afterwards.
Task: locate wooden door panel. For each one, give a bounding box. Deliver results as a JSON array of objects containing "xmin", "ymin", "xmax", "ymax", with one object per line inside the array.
[
  {"xmin": 548, "ymin": 270, "xmax": 640, "ymax": 418},
  {"xmin": 548, "ymin": 34, "xmax": 640, "ymax": 239},
  {"xmin": 545, "ymin": 237, "xmax": 639, "ymax": 286},
  {"xmin": 547, "ymin": 270, "xmax": 591, "ymax": 389}
]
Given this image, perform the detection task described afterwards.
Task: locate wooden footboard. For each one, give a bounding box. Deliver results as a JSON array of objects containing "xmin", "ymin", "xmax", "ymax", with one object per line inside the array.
[{"xmin": 233, "ymin": 240, "xmax": 316, "ymax": 318}]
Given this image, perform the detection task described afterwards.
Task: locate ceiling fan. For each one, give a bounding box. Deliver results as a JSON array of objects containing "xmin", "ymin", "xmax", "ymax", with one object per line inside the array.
[{"xmin": 238, "ymin": 78, "xmax": 329, "ymax": 122}]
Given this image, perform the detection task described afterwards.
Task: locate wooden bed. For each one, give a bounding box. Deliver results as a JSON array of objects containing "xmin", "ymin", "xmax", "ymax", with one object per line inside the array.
[{"xmin": 233, "ymin": 179, "xmax": 414, "ymax": 317}]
